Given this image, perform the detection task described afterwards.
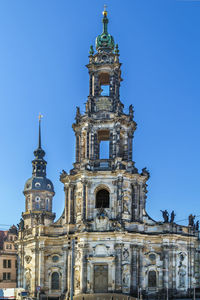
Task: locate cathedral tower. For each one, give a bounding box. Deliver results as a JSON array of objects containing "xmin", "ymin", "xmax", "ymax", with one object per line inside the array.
[
  {"xmin": 22, "ymin": 115, "xmax": 55, "ymax": 228},
  {"xmin": 61, "ymin": 7, "xmax": 149, "ymax": 232}
]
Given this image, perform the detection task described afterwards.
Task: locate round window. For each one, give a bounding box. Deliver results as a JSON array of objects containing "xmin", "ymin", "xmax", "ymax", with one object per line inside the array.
[
  {"xmin": 52, "ymin": 255, "xmax": 59, "ymax": 263},
  {"xmin": 149, "ymin": 254, "xmax": 156, "ymax": 261},
  {"xmin": 35, "ymin": 182, "xmax": 41, "ymax": 187}
]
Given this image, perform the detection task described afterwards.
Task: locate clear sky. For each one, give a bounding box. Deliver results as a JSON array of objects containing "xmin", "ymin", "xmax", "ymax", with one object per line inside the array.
[{"xmin": 0, "ymin": 0, "xmax": 200, "ymax": 230}]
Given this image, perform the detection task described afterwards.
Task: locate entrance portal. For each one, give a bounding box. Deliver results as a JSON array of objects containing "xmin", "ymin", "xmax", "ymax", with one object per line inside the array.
[{"xmin": 94, "ymin": 264, "xmax": 108, "ymax": 293}]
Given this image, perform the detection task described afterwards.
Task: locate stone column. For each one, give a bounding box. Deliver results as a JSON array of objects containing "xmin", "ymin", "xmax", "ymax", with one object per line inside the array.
[
  {"xmin": 62, "ymin": 246, "xmax": 68, "ymax": 293},
  {"xmin": 138, "ymin": 245, "xmax": 144, "ymax": 291},
  {"xmin": 109, "ymin": 131, "xmax": 113, "ymax": 159},
  {"xmin": 81, "ymin": 180, "xmax": 87, "ymax": 221},
  {"xmin": 117, "ymin": 176, "xmax": 123, "ymax": 221},
  {"xmin": 93, "ymin": 133, "xmax": 99, "ymax": 160},
  {"xmin": 169, "ymin": 245, "xmax": 177, "ymax": 292},
  {"xmin": 67, "ymin": 245, "xmax": 72, "ymax": 297},
  {"xmin": 115, "ymin": 243, "xmax": 122, "ymax": 292},
  {"xmin": 131, "ymin": 184, "xmax": 136, "ymax": 221},
  {"xmin": 80, "ymin": 244, "xmax": 89, "ymax": 293},
  {"xmin": 31, "ymin": 247, "xmax": 38, "ymax": 294},
  {"xmin": 188, "ymin": 246, "xmax": 195, "ymax": 292},
  {"xmin": 112, "ymin": 129, "xmax": 117, "ymax": 159},
  {"xmin": 65, "ymin": 185, "xmax": 69, "ymax": 224},
  {"xmin": 109, "ymin": 73, "xmax": 115, "ymax": 98},
  {"xmin": 162, "ymin": 246, "xmax": 169, "ymax": 291},
  {"xmin": 139, "ymin": 183, "xmax": 146, "ymax": 221},
  {"xmin": 130, "ymin": 245, "xmax": 139, "ymax": 295},
  {"xmin": 94, "ymin": 73, "xmax": 99, "ymax": 97},
  {"xmin": 80, "ymin": 131, "xmax": 85, "ymax": 160},
  {"xmin": 89, "ymin": 72, "xmax": 93, "ymax": 96},
  {"xmin": 17, "ymin": 242, "xmax": 24, "ymax": 288},
  {"xmin": 128, "ymin": 132, "xmax": 133, "ymax": 161},
  {"xmin": 116, "ymin": 127, "xmax": 121, "ymax": 157},
  {"xmin": 123, "ymin": 132, "xmax": 128, "ymax": 161},
  {"xmin": 69, "ymin": 184, "xmax": 75, "ymax": 224},
  {"xmin": 86, "ymin": 131, "xmax": 90, "ymax": 159},
  {"xmin": 75, "ymin": 134, "xmax": 80, "ymax": 162},
  {"xmin": 38, "ymin": 246, "xmax": 45, "ymax": 288},
  {"xmin": 90, "ymin": 130, "xmax": 94, "ymax": 160}
]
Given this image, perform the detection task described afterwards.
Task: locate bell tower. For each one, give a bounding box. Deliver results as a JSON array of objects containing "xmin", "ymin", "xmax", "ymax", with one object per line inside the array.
[
  {"xmin": 60, "ymin": 8, "xmax": 150, "ymax": 231},
  {"xmin": 22, "ymin": 115, "xmax": 55, "ymax": 228},
  {"xmin": 73, "ymin": 8, "xmax": 137, "ymax": 174}
]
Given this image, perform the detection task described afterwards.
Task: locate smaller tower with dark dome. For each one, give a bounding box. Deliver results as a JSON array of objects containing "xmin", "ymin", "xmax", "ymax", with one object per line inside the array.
[{"xmin": 22, "ymin": 115, "xmax": 55, "ymax": 228}]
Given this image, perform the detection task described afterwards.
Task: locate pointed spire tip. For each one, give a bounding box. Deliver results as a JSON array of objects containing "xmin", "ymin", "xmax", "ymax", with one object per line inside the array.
[
  {"xmin": 38, "ymin": 113, "xmax": 43, "ymax": 149},
  {"xmin": 103, "ymin": 4, "xmax": 107, "ymax": 17}
]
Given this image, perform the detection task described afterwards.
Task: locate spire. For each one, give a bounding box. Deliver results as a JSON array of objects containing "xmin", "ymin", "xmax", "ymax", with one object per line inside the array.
[
  {"xmin": 38, "ymin": 113, "xmax": 43, "ymax": 149},
  {"xmin": 32, "ymin": 114, "xmax": 46, "ymax": 177},
  {"xmin": 95, "ymin": 6, "xmax": 114, "ymax": 52},
  {"xmin": 102, "ymin": 5, "xmax": 108, "ymax": 34}
]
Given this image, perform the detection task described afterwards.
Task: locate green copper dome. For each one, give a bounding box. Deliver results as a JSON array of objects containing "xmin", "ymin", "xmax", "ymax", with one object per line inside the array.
[{"xmin": 95, "ymin": 9, "xmax": 114, "ymax": 52}]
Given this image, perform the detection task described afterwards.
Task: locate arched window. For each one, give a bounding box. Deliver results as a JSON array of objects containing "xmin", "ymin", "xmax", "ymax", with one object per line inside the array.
[
  {"xmin": 46, "ymin": 198, "xmax": 49, "ymax": 210},
  {"xmin": 96, "ymin": 189, "xmax": 109, "ymax": 208},
  {"xmin": 148, "ymin": 270, "xmax": 157, "ymax": 288},
  {"xmin": 51, "ymin": 272, "xmax": 59, "ymax": 290}
]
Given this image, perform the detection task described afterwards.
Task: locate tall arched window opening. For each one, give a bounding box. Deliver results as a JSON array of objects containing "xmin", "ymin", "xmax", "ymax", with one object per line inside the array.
[
  {"xmin": 98, "ymin": 130, "xmax": 110, "ymax": 159},
  {"xmin": 99, "ymin": 73, "xmax": 110, "ymax": 96},
  {"xmin": 96, "ymin": 189, "xmax": 109, "ymax": 208},
  {"xmin": 51, "ymin": 272, "xmax": 59, "ymax": 290},
  {"xmin": 148, "ymin": 270, "xmax": 157, "ymax": 288}
]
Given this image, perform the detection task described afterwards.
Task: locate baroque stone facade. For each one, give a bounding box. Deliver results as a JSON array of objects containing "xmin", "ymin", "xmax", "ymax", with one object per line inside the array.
[{"xmin": 17, "ymin": 9, "xmax": 199, "ymax": 300}]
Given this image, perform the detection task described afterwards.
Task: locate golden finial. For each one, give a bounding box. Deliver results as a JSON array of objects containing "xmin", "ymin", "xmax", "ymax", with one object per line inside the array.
[
  {"xmin": 103, "ymin": 4, "xmax": 108, "ymax": 17},
  {"xmin": 38, "ymin": 113, "xmax": 43, "ymax": 121}
]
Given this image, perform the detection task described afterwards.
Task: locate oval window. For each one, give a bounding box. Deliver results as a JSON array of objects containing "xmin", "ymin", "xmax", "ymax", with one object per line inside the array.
[{"xmin": 52, "ymin": 255, "xmax": 59, "ymax": 263}]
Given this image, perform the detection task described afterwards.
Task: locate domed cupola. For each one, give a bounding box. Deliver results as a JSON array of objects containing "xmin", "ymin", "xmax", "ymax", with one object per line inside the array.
[
  {"xmin": 22, "ymin": 114, "xmax": 55, "ymax": 229},
  {"xmin": 95, "ymin": 6, "xmax": 115, "ymax": 52}
]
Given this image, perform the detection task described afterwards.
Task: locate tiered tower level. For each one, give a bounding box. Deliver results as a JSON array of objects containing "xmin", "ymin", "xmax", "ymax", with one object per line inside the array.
[{"xmin": 17, "ymin": 9, "xmax": 199, "ymax": 300}]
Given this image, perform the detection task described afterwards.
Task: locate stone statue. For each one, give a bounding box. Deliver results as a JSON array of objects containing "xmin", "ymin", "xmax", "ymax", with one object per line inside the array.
[
  {"xmin": 75, "ymin": 106, "xmax": 81, "ymax": 123},
  {"xmin": 60, "ymin": 169, "xmax": 67, "ymax": 180},
  {"xmin": 122, "ymin": 264, "xmax": 130, "ymax": 288},
  {"xmin": 178, "ymin": 253, "xmax": 184, "ymax": 267},
  {"xmin": 17, "ymin": 218, "xmax": 24, "ymax": 231},
  {"xmin": 188, "ymin": 214, "xmax": 195, "ymax": 226},
  {"xmin": 178, "ymin": 268, "xmax": 186, "ymax": 287},
  {"xmin": 170, "ymin": 210, "xmax": 176, "ymax": 223},
  {"xmin": 141, "ymin": 167, "xmax": 150, "ymax": 179},
  {"xmin": 160, "ymin": 210, "xmax": 169, "ymax": 223},
  {"xmin": 123, "ymin": 200, "xmax": 130, "ymax": 215},
  {"xmin": 25, "ymin": 272, "xmax": 31, "ymax": 290},
  {"xmin": 40, "ymin": 213, "xmax": 45, "ymax": 225},
  {"xmin": 129, "ymin": 104, "xmax": 134, "ymax": 120}
]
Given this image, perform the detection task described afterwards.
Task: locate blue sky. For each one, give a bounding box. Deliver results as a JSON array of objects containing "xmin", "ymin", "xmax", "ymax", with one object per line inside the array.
[{"xmin": 0, "ymin": 0, "xmax": 200, "ymax": 229}]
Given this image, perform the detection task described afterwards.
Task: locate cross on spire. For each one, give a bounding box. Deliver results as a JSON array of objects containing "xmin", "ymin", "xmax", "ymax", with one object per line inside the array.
[
  {"xmin": 103, "ymin": 4, "xmax": 108, "ymax": 17},
  {"xmin": 38, "ymin": 113, "xmax": 43, "ymax": 121}
]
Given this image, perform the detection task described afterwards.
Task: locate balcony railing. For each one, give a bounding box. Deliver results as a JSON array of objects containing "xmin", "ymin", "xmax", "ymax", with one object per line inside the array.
[{"xmin": 93, "ymin": 159, "xmax": 112, "ymax": 171}]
